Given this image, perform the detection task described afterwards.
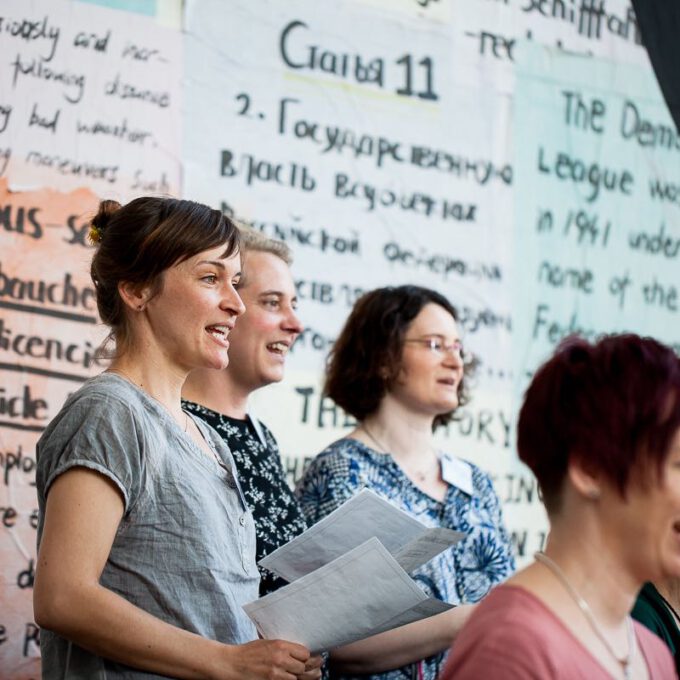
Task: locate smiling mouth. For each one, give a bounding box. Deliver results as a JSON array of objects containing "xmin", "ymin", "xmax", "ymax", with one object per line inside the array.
[
  {"xmin": 267, "ymin": 341, "xmax": 289, "ymax": 355},
  {"xmin": 206, "ymin": 325, "xmax": 231, "ymax": 345}
]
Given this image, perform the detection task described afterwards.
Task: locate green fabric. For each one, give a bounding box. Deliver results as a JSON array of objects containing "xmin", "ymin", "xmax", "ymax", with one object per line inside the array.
[{"xmin": 632, "ymin": 582, "xmax": 680, "ymax": 675}]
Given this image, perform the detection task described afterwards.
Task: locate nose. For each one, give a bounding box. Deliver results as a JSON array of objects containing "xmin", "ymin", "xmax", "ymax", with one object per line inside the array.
[
  {"xmin": 222, "ymin": 286, "xmax": 246, "ymax": 317},
  {"xmin": 443, "ymin": 347, "xmax": 464, "ymax": 368},
  {"xmin": 283, "ymin": 305, "xmax": 303, "ymax": 335}
]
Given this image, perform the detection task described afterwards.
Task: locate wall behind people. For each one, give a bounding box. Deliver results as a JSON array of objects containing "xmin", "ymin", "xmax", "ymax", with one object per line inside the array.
[
  {"xmin": 1, "ymin": 0, "xmax": 677, "ymax": 677},
  {"xmin": 0, "ymin": 1, "xmax": 182, "ymax": 676}
]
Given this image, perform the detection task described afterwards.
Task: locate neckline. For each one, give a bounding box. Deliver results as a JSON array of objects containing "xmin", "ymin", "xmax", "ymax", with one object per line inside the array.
[
  {"xmin": 650, "ymin": 584, "xmax": 680, "ymax": 627},
  {"xmin": 182, "ymin": 399, "xmax": 247, "ymax": 425},
  {"xmin": 182, "ymin": 399, "xmax": 268, "ymax": 450},
  {"xmin": 103, "ymin": 371, "xmax": 180, "ymax": 422},
  {"xmin": 103, "ymin": 374, "xmax": 226, "ymax": 473},
  {"xmin": 498, "ymin": 584, "xmax": 649, "ymax": 677},
  {"xmin": 345, "ymin": 435, "xmax": 442, "ymax": 460},
  {"xmin": 343, "ymin": 436, "xmax": 451, "ymax": 502}
]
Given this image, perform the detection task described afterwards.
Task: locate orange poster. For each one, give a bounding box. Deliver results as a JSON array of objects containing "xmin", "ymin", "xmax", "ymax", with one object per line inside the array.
[{"xmin": 0, "ymin": 179, "xmax": 104, "ymax": 678}]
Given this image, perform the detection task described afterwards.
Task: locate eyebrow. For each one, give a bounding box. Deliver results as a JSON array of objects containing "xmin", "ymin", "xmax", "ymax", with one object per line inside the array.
[
  {"xmin": 196, "ymin": 260, "xmax": 226, "ymax": 269},
  {"xmin": 260, "ymin": 290, "xmax": 298, "ymax": 302},
  {"xmin": 196, "ymin": 260, "xmax": 242, "ymax": 277},
  {"xmin": 418, "ymin": 333, "xmax": 461, "ymax": 340}
]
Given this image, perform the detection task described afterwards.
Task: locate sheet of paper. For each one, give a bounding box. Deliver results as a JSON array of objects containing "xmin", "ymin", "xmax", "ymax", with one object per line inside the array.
[
  {"xmin": 259, "ymin": 489, "xmax": 462, "ymax": 582},
  {"xmin": 369, "ymin": 597, "xmax": 454, "ymax": 638},
  {"xmin": 394, "ymin": 527, "xmax": 466, "ymax": 575},
  {"xmin": 244, "ymin": 537, "xmax": 441, "ymax": 652}
]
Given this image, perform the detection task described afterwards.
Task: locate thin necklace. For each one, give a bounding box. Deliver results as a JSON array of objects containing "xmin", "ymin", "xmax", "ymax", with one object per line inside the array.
[
  {"xmin": 361, "ymin": 423, "xmax": 437, "ymax": 483},
  {"xmin": 107, "ymin": 367, "xmax": 188, "ymax": 432},
  {"xmin": 105, "ymin": 369, "xmax": 225, "ymax": 470},
  {"xmin": 360, "ymin": 423, "xmax": 390, "ymax": 453},
  {"xmin": 534, "ymin": 551, "xmax": 635, "ymax": 680}
]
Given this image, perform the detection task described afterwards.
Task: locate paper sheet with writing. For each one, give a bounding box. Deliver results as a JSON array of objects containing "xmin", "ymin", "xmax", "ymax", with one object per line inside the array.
[
  {"xmin": 259, "ymin": 489, "xmax": 464, "ymax": 582},
  {"xmin": 244, "ymin": 537, "xmax": 452, "ymax": 652}
]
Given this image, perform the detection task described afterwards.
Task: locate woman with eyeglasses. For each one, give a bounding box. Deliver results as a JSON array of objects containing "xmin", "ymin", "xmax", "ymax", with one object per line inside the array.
[{"xmin": 296, "ymin": 285, "xmax": 515, "ymax": 680}]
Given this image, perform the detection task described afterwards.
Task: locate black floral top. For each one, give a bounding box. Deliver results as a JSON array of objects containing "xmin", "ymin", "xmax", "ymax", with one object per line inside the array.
[{"xmin": 182, "ymin": 400, "xmax": 308, "ymax": 595}]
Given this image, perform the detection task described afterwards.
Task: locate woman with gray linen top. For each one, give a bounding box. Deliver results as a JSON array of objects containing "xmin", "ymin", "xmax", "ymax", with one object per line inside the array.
[{"xmin": 33, "ymin": 198, "xmax": 321, "ymax": 680}]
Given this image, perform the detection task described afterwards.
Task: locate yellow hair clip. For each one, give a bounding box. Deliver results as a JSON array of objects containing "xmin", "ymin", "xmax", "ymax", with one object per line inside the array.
[{"xmin": 88, "ymin": 225, "xmax": 101, "ymax": 245}]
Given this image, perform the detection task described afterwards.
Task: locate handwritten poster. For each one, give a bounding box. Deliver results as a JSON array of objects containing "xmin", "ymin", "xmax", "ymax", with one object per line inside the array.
[
  {"xmin": 0, "ymin": 1, "xmax": 183, "ymax": 675},
  {"xmin": 0, "ymin": 0, "xmax": 182, "ymax": 200},
  {"xmin": 0, "ymin": 179, "xmax": 103, "ymax": 677},
  {"xmin": 0, "ymin": 0, "xmax": 675, "ymax": 676},
  {"xmin": 514, "ymin": 43, "xmax": 680, "ymax": 387},
  {"xmin": 183, "ymin": 0, "xmax": 652, "ymax": 577}
]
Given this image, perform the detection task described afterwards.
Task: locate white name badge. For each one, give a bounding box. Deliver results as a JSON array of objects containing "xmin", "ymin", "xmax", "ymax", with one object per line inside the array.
[{"xmin": 440, "ymin": 454, "xmax": 473, "ymax": 496}]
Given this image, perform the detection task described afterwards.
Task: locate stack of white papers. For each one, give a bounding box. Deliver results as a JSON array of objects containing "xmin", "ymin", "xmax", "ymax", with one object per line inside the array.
[{"xmin": 243, "ymin": 490, "xmax": 464, "ymax": 652}]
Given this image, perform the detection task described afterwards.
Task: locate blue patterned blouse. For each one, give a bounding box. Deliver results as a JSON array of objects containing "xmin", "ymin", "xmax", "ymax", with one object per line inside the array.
[{"xmin": 295, "ymin": 438, "xmax": 515, "ymax": 680}]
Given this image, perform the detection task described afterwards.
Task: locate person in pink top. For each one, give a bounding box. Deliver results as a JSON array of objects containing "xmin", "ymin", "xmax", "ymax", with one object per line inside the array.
[{"xmin": 442, "ymin": 334, "xmax": 680, "ymax": 680}]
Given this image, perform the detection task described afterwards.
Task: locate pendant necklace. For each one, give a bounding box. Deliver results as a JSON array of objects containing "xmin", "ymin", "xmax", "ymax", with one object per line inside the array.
[{"xmin": 534, "ymin": 551, "xmax": 635, "ymax": 680}]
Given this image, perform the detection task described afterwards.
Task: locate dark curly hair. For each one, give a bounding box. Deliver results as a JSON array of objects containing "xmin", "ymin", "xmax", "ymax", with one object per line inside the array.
[{"xmin": 324, "ymin": 285, "xmax": 475, "ymax": 430}]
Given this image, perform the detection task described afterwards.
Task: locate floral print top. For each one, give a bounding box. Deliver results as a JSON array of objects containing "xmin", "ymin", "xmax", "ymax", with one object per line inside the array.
[
  {"xmin": 183, "ymin": 400, "xmax": 308, "ymax": 596},
  {"xmin": 295, "ymin": 437, "xmax": 515, "ymax": 680}
]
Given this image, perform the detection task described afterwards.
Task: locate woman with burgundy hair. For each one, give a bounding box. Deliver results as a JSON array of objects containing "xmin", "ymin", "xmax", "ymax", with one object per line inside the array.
[{"xmin": 442, "ymin": 334, "xmax": 680, "ymax": 679}]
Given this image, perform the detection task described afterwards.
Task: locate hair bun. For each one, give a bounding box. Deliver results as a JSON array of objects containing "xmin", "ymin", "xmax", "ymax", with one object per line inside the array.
[{"xmin": 89, "ymin": 199, "xmax": 121, "ymax": 244}]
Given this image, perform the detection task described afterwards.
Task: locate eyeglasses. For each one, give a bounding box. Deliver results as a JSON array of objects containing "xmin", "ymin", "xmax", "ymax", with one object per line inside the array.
[{"xmin": 403, "ymin": 337, "xmax": 470, "ymax": 363}]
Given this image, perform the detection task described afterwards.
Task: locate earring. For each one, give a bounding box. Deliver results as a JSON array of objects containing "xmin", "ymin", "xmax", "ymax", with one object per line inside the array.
[
  {"xmin": 137, "ymin": 304, "xmax": 145, "ymax": 311},
  {"xmin": 586, "ymin": 489, "xmax": 600, "ymax": 500}
]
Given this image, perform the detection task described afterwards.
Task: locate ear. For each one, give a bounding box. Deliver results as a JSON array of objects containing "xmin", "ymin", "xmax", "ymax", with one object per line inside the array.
[
  {"xmin": 118, "ymin": 280, "xmax": 152, "ymax": 312},
  {"xmin": 566, "ymin": 455, "xmax": 602, "ymax": 501},
  {"xmin": 379, "ymin": 364, "xmax": 396, "ymax": 385}
]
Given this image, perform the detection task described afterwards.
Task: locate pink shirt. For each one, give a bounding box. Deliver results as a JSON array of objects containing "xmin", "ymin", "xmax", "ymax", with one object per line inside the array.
[{"xmin": 441, "ymin": 584, "xmax": 676, "ymax": 679}]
